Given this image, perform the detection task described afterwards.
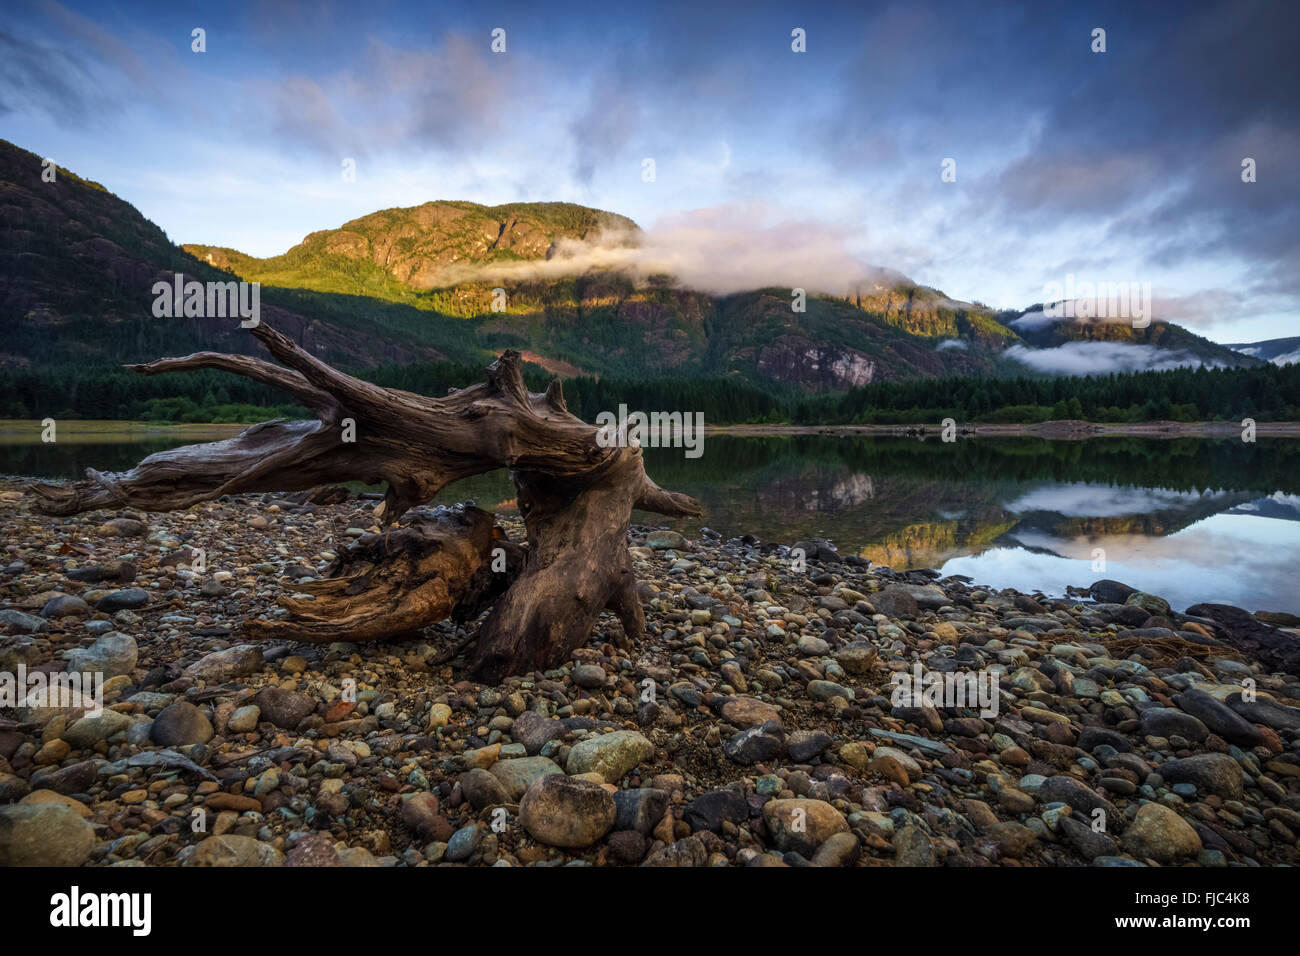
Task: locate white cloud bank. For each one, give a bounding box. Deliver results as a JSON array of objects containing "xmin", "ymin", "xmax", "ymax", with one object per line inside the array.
[
  {"xmin": 416, "ymin": 204, "xmax": 906, "ymax": 297},
  {"xmin": 1003, "ymin": 341, "xmax": 1214, "ymax": 376}
]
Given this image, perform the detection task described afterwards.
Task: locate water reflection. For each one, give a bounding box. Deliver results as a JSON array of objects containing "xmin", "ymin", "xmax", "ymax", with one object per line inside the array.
[
  {"xmin": 943, "ymin": 513, "xmax": 1300, "ymax": 615},
  {"xmin": 4, "ymin": 429, "xmax": 1298, "ymax": 614}
]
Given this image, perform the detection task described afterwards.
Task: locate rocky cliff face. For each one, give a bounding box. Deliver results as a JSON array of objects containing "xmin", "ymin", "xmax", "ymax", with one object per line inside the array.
[
  {"xmin": 757, "ymin": 341, "xmax": 878, "ymax": 391},
  {"xmin": 187, "ymin": 201, "xmax": 639, "ymax": 292}
]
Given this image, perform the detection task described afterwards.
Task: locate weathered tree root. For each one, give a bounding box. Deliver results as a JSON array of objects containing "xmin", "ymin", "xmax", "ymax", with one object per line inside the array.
[
  {"xmin": 28, "ymin": 321, "xmax": 701, "ymax": 678},
  {"xmin": 241, "ymin": 505, "xmax": 518, "ymax": 644},
  {"xmin": 471, "ymin": 455, "xmax": 656, "ymax": 683}
]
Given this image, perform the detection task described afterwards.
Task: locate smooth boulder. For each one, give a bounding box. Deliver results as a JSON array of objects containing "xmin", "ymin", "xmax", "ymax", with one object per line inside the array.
[{"xmin": 518, "ymin": 774, "xmax": 616, "ymax": 848}]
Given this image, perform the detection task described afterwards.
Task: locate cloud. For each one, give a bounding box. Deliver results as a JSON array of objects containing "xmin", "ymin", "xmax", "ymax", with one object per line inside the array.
[
  {"xmin": 1149, "ymin": 289, "xmax": 1250, "ymax": 330},
  {"xmin": 0, "ymin": 29, "xmax": 105, "ymax": 121},
  {"xmin": 1008, "ymin": 310, "xmax": 1053, "ymax": 329},
  {"xmin": 6, "ymin": 0, "xmax": 1297, "ymax": 340},
  {"xmin": 568, "ymin": 50, "xmax": 645, "ymax": 186},
  {"xmin": 1269, "ymin": 349, "xmax": 1300, "ymax": 367},
  {"xmin": 817, "ymin": 0, "xmax": 1300, "ymax": 335},
  {"xmin": 1010, "ymin": 307, "xmax": 1145, "ymax": 330},
  {"xmin": 1004, "ymin": 341, "xmax": 1215, "ymax": 376},
  {"xmin": 35, "ymin": 0, "xmax": 160, "ymax": 95},
  {"xmin": 1, "ymin": 1, "xmax": 192, "ymax": 126},
  {"xmin": 935, "ymin": 338, "xmax": 967, "ymax": 351},
  {"xmin": 269, "ymin": 76, "xmax": 347, "ymax": 156},
  {"xmin": 562, "ymin": 11, "xmax": 776, "ymax": 190},
  {"xmin": 1012, "ymin": 287, "xmax": 1269, "ymax": 334},
  {"xmin": 994, "ymin": 151, "xmax": 1168, "ymax": 218},
  {"xmin": 259, "ymin": 33, "xmax": 524, "ymax": 159},
  {"xmin": 1004, "ymin": 483, "xmax": 1227, "ymax": 518},
  {"xmin": 416, "ymin": 202, "xmax": 887, "ymax": 295}
]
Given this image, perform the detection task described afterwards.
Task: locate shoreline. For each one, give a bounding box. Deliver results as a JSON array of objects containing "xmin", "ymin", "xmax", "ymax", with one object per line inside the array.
[
  {"xmin": 1, "ymin": 488, "xmax": 1299, "ymax": 868},
  {"xmin": 0, "ymin": 420, "xmax": 247, "ymax": 445},
  {"xmin": 2, "ymin": 477, "xmax": 1294, "ymax": 619},
  {"xmin": 708, "ymin": 420, "xmax": 1300, "ymax": 439},
  {"xmin": 4, "ymin": 419, "xmax": 1300, "ymax": 443}
]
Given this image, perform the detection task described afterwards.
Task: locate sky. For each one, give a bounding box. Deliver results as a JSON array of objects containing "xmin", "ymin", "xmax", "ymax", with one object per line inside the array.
[{"xmin": 2, "ymin": 0, "xmax": 1298, "ymax": 342}]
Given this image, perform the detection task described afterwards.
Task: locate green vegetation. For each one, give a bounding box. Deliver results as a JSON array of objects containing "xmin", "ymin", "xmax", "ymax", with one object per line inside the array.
[
  {"xmin": 0, "ymin": 365, "xmax": 312, "ymax": 423},
  {"xmin": 3, "ymin": 353, "xmax": 1296, "ymax": 426},
  {"xmin": 137, "ymin": 397, "xmax": 308, "ymax": 424},
  {"xmin": 791, "ymin": 362, "xmax": 1300, "ymax": 424},
  {"xmin": 0, "ymin": 135, "xmax": 1271, "ymax": 419},
  {"xmin": 183, "ymin": 200, "xmax": 637, "ymax": 303},
  {"xmin": 0, "ymin": 361, "xmax": 783, "ymax": 425}
]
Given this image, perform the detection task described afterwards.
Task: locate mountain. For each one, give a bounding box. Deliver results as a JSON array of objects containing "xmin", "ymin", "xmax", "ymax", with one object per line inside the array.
[
  {"xmin": 1227, "ymin": 492, "xmax": 1300, "ymax": 521},
  {"xmin": 1007, "ymin": 311, "xmax": 1260, "ymax": 369},
  {"xmin": 187, "ymin": 201, "xmax": 639, "ymax": 301},
  {"xmin": 1227, "ymin": 336, "xmax": 1300, "ymax": 366},
  {"xmin": 182, "ymin": 201, "xmax": 1027, "ymax": 388},
  {"xmin": 0, "ymin": 137, "xmax": 1257, "ymax": 394},
  {"xmin": 0, "ymin": 139, "xmax": 455, "ymax": 372}
]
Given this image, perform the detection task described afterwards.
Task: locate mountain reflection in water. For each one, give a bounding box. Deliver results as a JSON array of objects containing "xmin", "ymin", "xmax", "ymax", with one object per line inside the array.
[{"xmin": 6, "ymin": 431, "xmax": 1299, "ymax": 614}]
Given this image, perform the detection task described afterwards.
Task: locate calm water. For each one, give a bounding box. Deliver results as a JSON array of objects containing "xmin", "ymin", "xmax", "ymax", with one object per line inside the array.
[{"xmin": 5, "ymin": 429, "xmax": 1299, "ymax": 615}]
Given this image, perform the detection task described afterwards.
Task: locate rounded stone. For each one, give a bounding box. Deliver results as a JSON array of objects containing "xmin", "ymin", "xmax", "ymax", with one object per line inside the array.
[
  {"xmin": 564, "ymin": 730, "xmax": 654, "ymax": 782},
  {"xmin": 150, "ymin": 701, "xmax": 214, "ymax": 746},
  {"xmin": 226, "ymin": 705, "xmax": 261, "ymax": 733},
  {"xmin": 0, "ymin": 804, "xmax": 95, "ymax": 866},
  {"xmin": 489, "ymin": 756, "xmax": 564, "ymax": 800},
  {"xmin": 250, "ymin": 687, "xmax": 315, "ymax": 729},
  {"xmin": 40, "ymin": 594, "xmax": 91, "ymax": 618},
  {"xmin": 1123, "ymin": 802, "xmax": 1202, "ymax": 863},
  {"xmin": 1157, "ymin": 754, "xmax": 1244, "ymax": 799},
  {"xmin": 186, "ymin": 645, "xmax": 264, "ymax": 682},
  {"xmin": 61, "ymin": 709, "xmax": 131, "ymax": 749},
  {"xmin": 427, "ymin": 703, "xmax": 453, "ymax": 729},
  {"xmin": 518, "ymin": 773, "xmax": 616, "ymax": 848},
  {"xmin": 720, "ymin": 697, "xmax": 782, "ymax": 729},
  {"xmin": 571, "ymin": 664, "xmax": 607, "ymax": 689},
  {"xmin": 833, "ymin": 642, "xmax": 878, "ymax": 675},
  {"xmin": 184, "ymin": 834, "xmax": 284, "ymax": 867},
  {"xmin": 65, "ymin": 632, "xmax": 138, "ymax": 678},
  {"xmin": 96, "ymin": 588, "xmax": 149, "ymax": 612},
  {"xmin": 761, "ymin": 798, "xmax": 848, "ymax": 857}
]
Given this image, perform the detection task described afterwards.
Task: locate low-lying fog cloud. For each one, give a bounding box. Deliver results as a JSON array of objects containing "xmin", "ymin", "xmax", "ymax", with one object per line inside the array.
[
  {"xmin": 419, "ymin": 205, "xmax": 898, "ymax": 297},
  {"xmin": 1004, "ymin": 341, "xmax": 1215, "ymax": 376}
]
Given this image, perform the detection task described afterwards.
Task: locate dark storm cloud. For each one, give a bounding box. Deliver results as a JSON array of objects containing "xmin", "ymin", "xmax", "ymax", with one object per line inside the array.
[
  {"xmin": 814, "ymin": 0, "xmax": 1298, "ymax": 323},
  {"xmin": 994, "ymin": 1, "xmax": 1297, "ymax": 299}
]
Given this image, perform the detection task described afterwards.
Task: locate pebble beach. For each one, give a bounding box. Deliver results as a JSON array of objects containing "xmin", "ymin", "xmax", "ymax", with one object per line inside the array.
[{"xmin": 2, "ymin": 482, "xmax": 1299, "ymax": 868}]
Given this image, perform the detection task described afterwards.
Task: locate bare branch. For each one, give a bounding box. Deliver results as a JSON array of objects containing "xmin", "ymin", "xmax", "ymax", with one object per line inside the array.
[{"xmin": 127, "ymin": 352, "xmax": 338, "ymax": 417}]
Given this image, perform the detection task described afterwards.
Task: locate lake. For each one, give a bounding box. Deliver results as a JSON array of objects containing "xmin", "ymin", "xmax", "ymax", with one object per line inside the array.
[{"xmin": 4, "ymin": 424, "xmax": 1298, "ymax": 616}]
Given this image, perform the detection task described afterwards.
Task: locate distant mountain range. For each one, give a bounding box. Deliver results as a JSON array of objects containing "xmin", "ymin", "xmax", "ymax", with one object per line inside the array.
[
  {"xmin": 0, "ymin": 138, "xmax": 1261, "ymax": 393},
  {"xmin": 1227, "ymin": 337, "xmax": 1300, "ymax": 367}
]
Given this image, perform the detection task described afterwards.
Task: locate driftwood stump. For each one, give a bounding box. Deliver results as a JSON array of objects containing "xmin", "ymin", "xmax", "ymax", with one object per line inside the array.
[
  {"xmin": 240, "ymin": 505, "xmax": 516, "ymax": 645},
  {"xmin": 30, "ymin": 321, "xmax": 700, "ymax": 680}
]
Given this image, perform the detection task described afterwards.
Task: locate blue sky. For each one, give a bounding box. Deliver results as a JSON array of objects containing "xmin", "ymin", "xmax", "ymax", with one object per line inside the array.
[{"xmin": 3, "ymin": 0, "xmax": 1297, "ymax": 342}]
